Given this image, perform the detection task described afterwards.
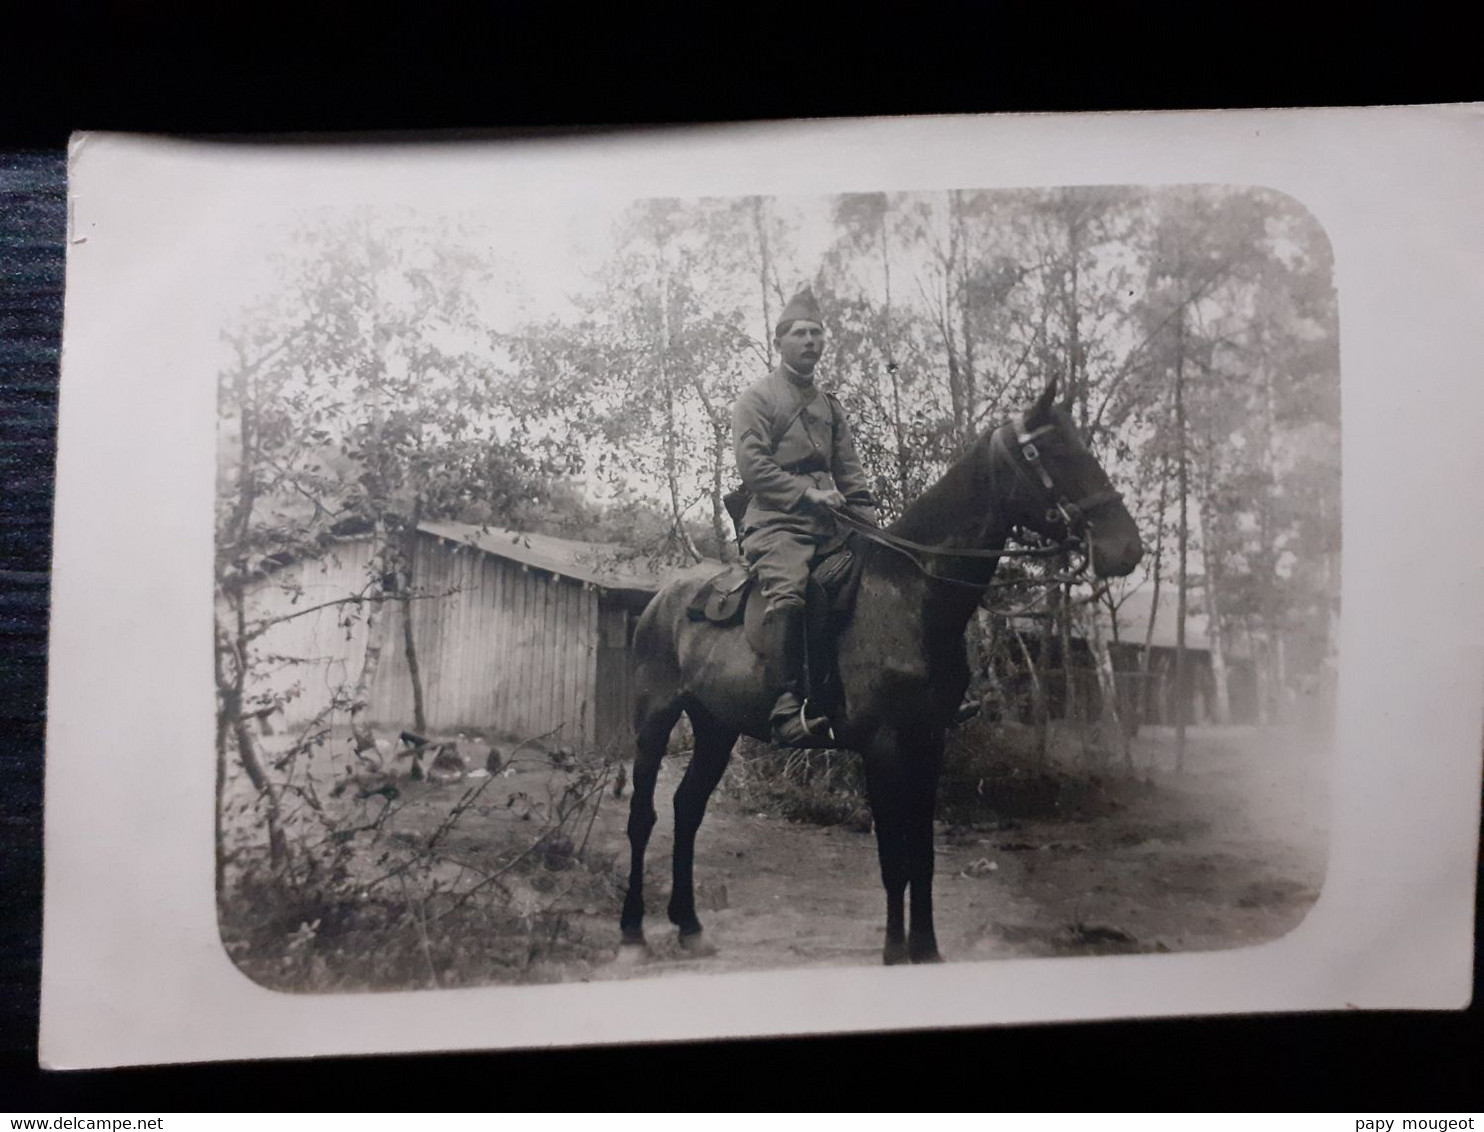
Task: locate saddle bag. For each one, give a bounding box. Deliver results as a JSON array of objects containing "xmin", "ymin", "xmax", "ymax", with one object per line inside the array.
[{"xmin": 686, "ymin": 565, "xmax": 754, "ymax": 625}]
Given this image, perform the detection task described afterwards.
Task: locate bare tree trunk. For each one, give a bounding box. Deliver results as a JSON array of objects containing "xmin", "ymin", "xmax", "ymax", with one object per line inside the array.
[
  {"xmin": 1141, "ymin": 458, "xmax": 1169, "ymax": 732},
  {"xmin": 685, "ymin": 373, "xmax": 734, "ymax": 562},
  {"xmin": 228, "ymin": 594, "xmax": 290, "ymax": 871},
  {"xmin": 952, "ymin": 190, "xmax": 979, "ymax": 445},
  {"xmin": 667, "ymin": 422, "xmax": 701, "ymax": 562},
  {"xmin": 878, "ymin": 203, "xmax": 910, "ymax": 515},
  {"xmin": 351, "ymin": 269, "xmax": 394, "ymax": 764},
  {"xmin": 927, "ymin": 196, "xmax": 968, "ymax": 453},
  {"xmin": 1273, "ymin": 631, "xmax": 1289, "ymax": 722},
  {"xmin": 234, "ymin": 717, "xmax": 290, "ymax": 872},
  {"xmin": 1014, "ymin": 619, "xmax": 1051, "ymax": 764},
  {"xmin": 655, "ymin": 269, "xmax": 703, "ymax": 565},
  {"xmin": 1174, "ymin": 317, "xmax": 1190, "ymax": 772},
  {"xmin": 1064, "ymin": 197, "xmax": 1089, "ymax": 434},
  {"xmin": 888, "ymin": 360, "xmax": 910, "ymax": 514},
  {"xmin": 1059, "ymin": 574, "xmax": 1076, "ymax": 723},
  {"xmin": 1088, "ymin": 593, "xmax": 1132, "ymax": 768},
  {"xmin": 1194, "ymin": 488, "xmax": 1232, "ymax": 725},
  {"xmin": 711, "ymin": 422, "xmax": 732, "ymax": 559},
  {"xmin": 349, "ymin": 519, "xmax": 392, "ymax": 764},
  {"xmin": 975, "ymin": 607, "xmax": 1006, "ymax": 715},
  {"xmin": 217, "ymin": 343, "xmax": 290, "ymax": 872},
  {"xmin": 752, "ymin": 196, "xmax": 776, "ymax": 368},
  {"xmin": 399, "ymin": 513, "xmax": 427, "ymax": 735},
  {"xmin": 662, "ymin": 386, "xmax": 702, "ymax": 562},
  {"xmin": 1253, "ymin": 340, "xmax": 1287, "ymax": 726},
  {"xmin": 1246, "ymin": 616, "xmax": 1268, "ymax": 726},
  {"xmin": 213, "ymin": 618, "xmax": 231, "ymax": 898},
  {"xmin": 942, "ymin": 309, "xmax": 964, "ymax": 454}
]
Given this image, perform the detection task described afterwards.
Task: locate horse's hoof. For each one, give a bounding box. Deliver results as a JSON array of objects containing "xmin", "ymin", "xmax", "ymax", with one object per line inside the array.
[
  {"xmin": 910, "ymin": 948, "xmax": 944, "ymax": 965},
  {"xmin": 613, "ymin": 939, "xmax": 651, "ymax": 966},
  {"xmin": 883, "ymin": 940, "xmax": 910, "ymax": 966},
  {"xmin": 678, "ymin": 931, "xmax": 718, "ymax": 957}
]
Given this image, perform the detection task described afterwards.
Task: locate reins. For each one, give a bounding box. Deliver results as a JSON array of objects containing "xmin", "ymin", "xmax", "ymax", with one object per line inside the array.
[
  {"xmin": 828, "ymin": 418, "xmax": 1123, "ymax": 594},
  {"xmin": 828, "ymin": 505, "xmax": 1062, "ymax": 562}
]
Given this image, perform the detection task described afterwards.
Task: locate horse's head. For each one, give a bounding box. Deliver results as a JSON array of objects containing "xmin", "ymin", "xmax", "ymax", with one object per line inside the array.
[{"xmin": 985, "ymin": 377, "xmax": 1144, "ymax": 578}]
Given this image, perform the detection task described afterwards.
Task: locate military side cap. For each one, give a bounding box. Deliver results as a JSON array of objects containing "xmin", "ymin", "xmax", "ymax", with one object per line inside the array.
[{"xmin": 775, "ymin": 287, "xmax": 823, "ymax": 336}]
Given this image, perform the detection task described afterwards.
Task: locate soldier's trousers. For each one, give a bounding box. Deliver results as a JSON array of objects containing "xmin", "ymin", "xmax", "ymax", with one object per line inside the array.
[{"xmin": 741, "ymin": 521, "xmax": 823, "ymax": 613}]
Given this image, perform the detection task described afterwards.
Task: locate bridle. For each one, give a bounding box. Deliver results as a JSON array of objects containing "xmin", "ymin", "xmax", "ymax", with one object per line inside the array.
[
  {"xmin": 828, "ymin": 416, "xmax": 1124, "ymax": 589},
  {"xmin": 993, "ymin": 415, "xmax": 1125, "ymax": 536}
]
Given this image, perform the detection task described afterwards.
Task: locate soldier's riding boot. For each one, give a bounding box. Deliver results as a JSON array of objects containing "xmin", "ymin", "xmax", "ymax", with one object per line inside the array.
[{"xmin": 766, "ymin": 603, "xmax": 835, "ymax": 749}]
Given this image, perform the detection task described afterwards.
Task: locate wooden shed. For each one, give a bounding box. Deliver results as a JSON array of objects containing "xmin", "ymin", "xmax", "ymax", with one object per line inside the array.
[
  {"xmin": 1102, "ymin": 588, "xmax": 1256, "ymax": 727},
  {"xmin": 227, "ymin": 521, "xmax": 716, "ymax": 752},
  {"xmin": 987, "ymin": 587, "xmax": 1256, "ymax": 727}
]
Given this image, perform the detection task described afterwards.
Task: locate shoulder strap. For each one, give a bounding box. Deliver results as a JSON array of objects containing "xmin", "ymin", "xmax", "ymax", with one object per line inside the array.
[
  {"xmin": 767, "ymin": 388, "xmax": 810, "ymax": 451},
  {"xmin": 767, "ymin": 384, "xmax": 841, "ymax": 451},
  {"xmin": 824, "ymin": 391, "xmax": 842, "ymax": 442}
]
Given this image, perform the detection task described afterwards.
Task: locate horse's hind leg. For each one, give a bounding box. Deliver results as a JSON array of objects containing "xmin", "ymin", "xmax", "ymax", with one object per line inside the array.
[
  {"xmin": 620, "ymin": 695, "xmax": 682, "ymax": 949},
  {"xmin": 667, "ymin": 706, "xmax": 737, "ymax": 945}
]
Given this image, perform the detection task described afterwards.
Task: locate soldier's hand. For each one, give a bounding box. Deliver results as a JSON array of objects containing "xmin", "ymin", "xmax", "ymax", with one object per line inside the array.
[{"xmin": 804, "ymin": 487, "xmax": 847, "ymax": 510}]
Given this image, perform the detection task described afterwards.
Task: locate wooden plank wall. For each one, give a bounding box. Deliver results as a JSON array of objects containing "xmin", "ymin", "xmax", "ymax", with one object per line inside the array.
[
  {"xmin": 371, "ymin": 534, "xmax": 601, "ymax": 748},
  {"xmin": 594, "ymin": 604, "xmax": 637, "ymax": 754},
  {"xmin": 228, "ymin": 533, "xmax": 607, "ymax": 749},
  {"xmin": 224, "ymin": 538, "xmax": 379, "ymax": 732}
]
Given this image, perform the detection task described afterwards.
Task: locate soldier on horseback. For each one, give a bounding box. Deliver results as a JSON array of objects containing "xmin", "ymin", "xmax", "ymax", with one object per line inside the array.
[{"xmin": 730, "ymin": 287, "xmax": 877, "ymax": 748}]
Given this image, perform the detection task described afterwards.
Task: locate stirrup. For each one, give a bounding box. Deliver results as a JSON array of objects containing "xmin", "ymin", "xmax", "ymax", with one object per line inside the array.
[
  {"xmin": 798, "ymin": 698, "xmax": 835, "ymax": 743},
  {"xmin": 772, "ymin": 698, "xmax": 836, "ymax": 749},
  {"xmin": 951, "ymin": 699, "xmax": 981, "ymax": 727}
]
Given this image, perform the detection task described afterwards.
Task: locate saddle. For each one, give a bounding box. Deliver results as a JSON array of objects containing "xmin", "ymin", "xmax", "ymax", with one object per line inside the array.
[{"xmin": 685, "ymin": 537, "xmax": 866, "ymax": 699}]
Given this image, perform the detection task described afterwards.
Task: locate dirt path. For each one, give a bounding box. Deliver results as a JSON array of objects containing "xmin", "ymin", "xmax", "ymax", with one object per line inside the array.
[
  {"xmin": 220, "ymin": 722, "xmax": 1331, "ymax": 990},
  {"xmin": 586, "ymin": 723, "xmax": 1331, "ymax": 978}
]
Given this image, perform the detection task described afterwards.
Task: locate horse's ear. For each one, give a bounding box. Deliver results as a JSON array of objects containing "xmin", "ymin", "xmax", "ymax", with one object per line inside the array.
[{"xmin": 1028, "ymin": 375, "xmax": 1059, "ymax": 425}]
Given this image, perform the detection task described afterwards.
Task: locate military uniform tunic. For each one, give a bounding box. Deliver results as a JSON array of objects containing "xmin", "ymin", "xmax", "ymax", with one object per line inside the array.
[{"xmin": 731, "ymin": 365, "xmax": 876, "ymax": 610}]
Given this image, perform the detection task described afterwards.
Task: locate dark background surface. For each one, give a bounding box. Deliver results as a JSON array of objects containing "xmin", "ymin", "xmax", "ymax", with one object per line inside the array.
[{"xmin": 2, "ymin": 3, "xmax": 1480, "ymax": 1110}]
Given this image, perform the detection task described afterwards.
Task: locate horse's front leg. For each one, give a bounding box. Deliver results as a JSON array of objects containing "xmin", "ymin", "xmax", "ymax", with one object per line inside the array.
[
  {"xmin": 904, "ymin": 726, "xmax": 946, "ymax": 964},
  {"xmin": 862, "ymin": 735, "xmax": 910, "ymax": 966}
]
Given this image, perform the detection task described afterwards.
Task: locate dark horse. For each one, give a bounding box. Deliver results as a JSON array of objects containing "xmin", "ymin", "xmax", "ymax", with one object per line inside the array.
[{"xmin": 620, "ymin": 377, "xmax": 1144, "ymax": 965}]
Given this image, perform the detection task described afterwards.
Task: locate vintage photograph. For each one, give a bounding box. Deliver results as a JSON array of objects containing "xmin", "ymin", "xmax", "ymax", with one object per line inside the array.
[
  {"xmin": 41, "ymin": 112, "xmax": 1481, "ymax": 1067},
  {"xmin": 214, "ymin": 183, "xmax": 1339, "ymax": 990}
]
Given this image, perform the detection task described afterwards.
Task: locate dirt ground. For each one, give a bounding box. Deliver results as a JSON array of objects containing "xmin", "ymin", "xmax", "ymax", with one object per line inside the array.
[
  {"xmin": 587, "ymin": 723, "xmax": 1331, "ymax": 977},
  {"xmin": 220, "ymin": 720, "xmax": 1331, "ymax": 988}
]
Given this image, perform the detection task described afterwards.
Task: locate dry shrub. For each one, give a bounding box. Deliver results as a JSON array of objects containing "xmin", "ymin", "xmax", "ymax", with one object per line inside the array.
[
  {"xmin": 724, "ymin": 737, "xmax": 872, "ymax": 830},
  {"xmin": 716, "ymin": 715, "xmax": 1133, "ymax": 831},
  {"xmin": 940, "ymin": 716, "xmax": 1133, "ymax": 824},
  {"xmin": 218, "ymin": 727, "xmax": 629, "ymax": 992}
]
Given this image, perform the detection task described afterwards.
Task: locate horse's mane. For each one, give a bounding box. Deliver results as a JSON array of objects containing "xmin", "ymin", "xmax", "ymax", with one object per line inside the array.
[{"xmin": 885, "ymin": 431, "xmax": 997, "ymax": 548}]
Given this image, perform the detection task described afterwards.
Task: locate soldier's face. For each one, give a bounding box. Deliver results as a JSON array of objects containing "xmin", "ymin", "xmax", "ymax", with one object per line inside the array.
[{"xmin": 777, "ymin": 320, "xmax": 825, "ymax": 374}]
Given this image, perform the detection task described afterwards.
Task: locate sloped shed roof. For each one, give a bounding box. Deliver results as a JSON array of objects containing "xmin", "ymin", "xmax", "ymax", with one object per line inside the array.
[
  {"xmin": 1100, "ymin": 586, "xmax": 1213, "ymax": 652},
  {"xmin": 418, "ymin": 519, "xmax": 721, "ymax": 595}
]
